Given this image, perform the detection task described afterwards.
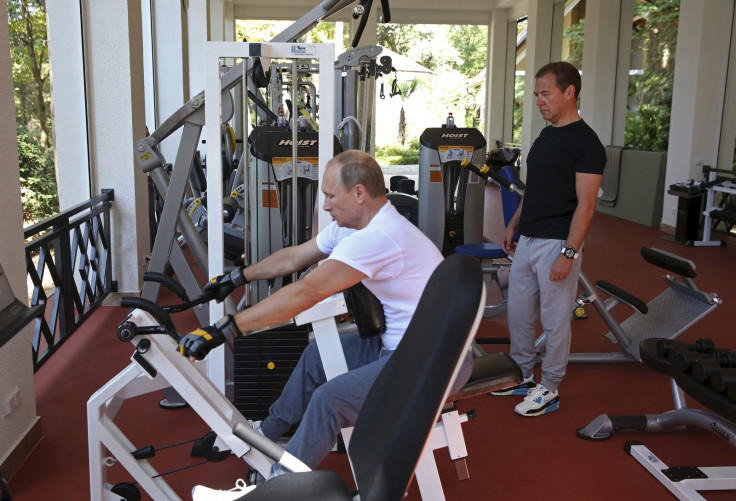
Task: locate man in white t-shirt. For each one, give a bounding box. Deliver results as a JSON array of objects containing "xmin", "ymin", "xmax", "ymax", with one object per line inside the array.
[{"xmin": 177, "ymin": 150, "xmax": 469, "ymax": 475}]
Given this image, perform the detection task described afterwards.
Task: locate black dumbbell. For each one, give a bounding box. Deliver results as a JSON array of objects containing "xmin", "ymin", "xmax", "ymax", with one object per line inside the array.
[
  {"xmin": 726, "ymin": 381, "xmax": 736, "ymax": 404},
  {"xmin": 711, "ymin": 368, "xmax": 736, "ymax": 393},
  {"xmin": 656, "ymin": 338, "xmax": 715, "ymax": 357},
  {"xmin": 669, "ymin": 348, "xmax": 736, "ymax": 373},
  {"xmin": 692, "ymin": 354, "xmax": 736, "ymax": 383}
]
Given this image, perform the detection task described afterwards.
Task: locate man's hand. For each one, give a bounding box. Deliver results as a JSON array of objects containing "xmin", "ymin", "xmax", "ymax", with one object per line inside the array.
[
  {"xmin": 549, "ymin": 255, "xmax": 573, "ymax": 282},
  {"xmin": 501, "ymin": 226, "xmax": 517, "ymax": 255},
  {"xmin": 177, "ymin": 314, "xmax": 242, "ymax": 360},
  {"xmin": 203, "ymin": 267, "xmax": 247, "ymax": 302}
]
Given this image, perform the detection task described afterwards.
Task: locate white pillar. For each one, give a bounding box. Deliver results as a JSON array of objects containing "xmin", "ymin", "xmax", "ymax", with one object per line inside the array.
[
  {"xmin": 579, "ymin": 0, "xmax": 624, "ymax": 145},
  {"xmin": 520, "ymin": 0, "xmax": 556, "ymax": 178},
  {"xmin": 485, "ymin": 8, "xmax": 509, "ymax": 147},
  {"xmin": 662, "ymin": 0, "xmax": 734, "ymax": 228},
  {"xmin": 145, "ymin": 0, "xmax": 188, "ymax": 164},
  {"xmin": 187, "ymin": 0, "xmax": 209, "ymax": 99},
  {"xmin": 0, "ymin": 0, "xmax": 40, "ymax": 473},
  {"xmin": 716, "ymin": 4, "xmax": 736, "ymax": 174},
  {"xmin": 47, "ymin": 0, "xmax": 91, "ymax": 210},
  {"xmin": 83, "ymin": 0, "xmax": 150, "ymax": 293}
]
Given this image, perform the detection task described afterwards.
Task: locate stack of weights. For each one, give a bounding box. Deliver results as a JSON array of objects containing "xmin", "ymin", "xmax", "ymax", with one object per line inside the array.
[{"xmin": 657, "ymin": 338, "xmax": 736, "ymax": 403}]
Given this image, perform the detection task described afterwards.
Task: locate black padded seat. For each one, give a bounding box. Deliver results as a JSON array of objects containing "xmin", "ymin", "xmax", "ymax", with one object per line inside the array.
[{"xmin": 239, "ymin": 253, "xmax": 485, "ymax": 501}]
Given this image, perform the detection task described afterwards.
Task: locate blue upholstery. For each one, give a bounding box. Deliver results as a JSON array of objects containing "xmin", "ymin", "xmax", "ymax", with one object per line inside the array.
[{"xmin": 454, "ymin": 242, "xmax": 507, "ymax": 259}]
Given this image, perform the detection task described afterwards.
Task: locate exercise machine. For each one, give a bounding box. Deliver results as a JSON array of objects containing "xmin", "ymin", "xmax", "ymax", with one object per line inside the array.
[
  {"xmin": 230, "ymin": 253, "xmax": 487, "ymax": 500},
  {"xmin": 579, "ymin": 337, "xmax": 736, "ymax": 500},
  {"xmin": 454, "ymin": 148, "xmax": 522, "ymax": 319},
  {"xmin": 88, "ymin": 256, "xmax": 521, "ymax": 500},
  {"xmin": 417, "ymin": 127, "xmax": 487, "ymax": 255}
]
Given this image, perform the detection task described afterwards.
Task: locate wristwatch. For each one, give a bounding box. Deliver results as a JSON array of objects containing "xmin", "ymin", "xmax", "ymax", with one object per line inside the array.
[{"xmin": 561, "ymin": 246, "xmax": 579, "ymax": 260}]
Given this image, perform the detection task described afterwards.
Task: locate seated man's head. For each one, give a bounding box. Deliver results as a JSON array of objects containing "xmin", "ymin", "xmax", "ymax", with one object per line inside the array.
[{"xmin": 322, "ymin": 150, "xmax": 386, "ymax": 229}]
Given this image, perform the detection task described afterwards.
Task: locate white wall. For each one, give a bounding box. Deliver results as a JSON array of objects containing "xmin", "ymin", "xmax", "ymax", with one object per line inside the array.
[{"xmin": 0, "ymin": 0, "xmax": 40, "ymax": 471}]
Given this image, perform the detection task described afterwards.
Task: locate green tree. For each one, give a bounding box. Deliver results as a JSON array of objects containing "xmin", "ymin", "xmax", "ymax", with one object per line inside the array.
[
  {"xmin": 625, "ymin": 0, "xmax": 680, "ymax": 151},
  {"xmin": 390, "ymin": 77, "xmax": 423, "ymax": 146},
  {"xmin": 8, "ymin": 0, "xmax": 51, "ymax": 148},
  {"xmin": 17, "ymin": 125, "xmax": 58, "ymax": 222},
  {"xmin": 9, "ymin": 0, "xmax": 58, "ymax": 224},
  {"xmin": 564, "ymin": 19, "xmax": 585, "ymax": 68}
]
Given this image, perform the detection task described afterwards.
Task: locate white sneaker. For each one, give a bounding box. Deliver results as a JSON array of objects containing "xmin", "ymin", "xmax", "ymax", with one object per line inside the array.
[
  {"xmin": 192, "ymin": 478, "xmax": 256, "ymax": 501},
  {"xmin": 513, "ymin": 384, "xmax": 559, "ymax": 417}
]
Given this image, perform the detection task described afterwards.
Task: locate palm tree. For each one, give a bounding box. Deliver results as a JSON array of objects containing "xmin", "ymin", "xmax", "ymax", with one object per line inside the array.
[{"xmin": 390, "ymin": 77, "xmax": 423, "ymax": 146}]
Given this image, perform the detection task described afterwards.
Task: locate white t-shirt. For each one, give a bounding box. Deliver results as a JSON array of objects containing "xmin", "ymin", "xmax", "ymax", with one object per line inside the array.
[{"xmin": 316, "ymin": 201, "xmax": 443, "ymax": 350}]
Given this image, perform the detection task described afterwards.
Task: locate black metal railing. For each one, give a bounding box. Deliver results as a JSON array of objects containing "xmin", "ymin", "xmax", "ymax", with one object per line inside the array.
[{"xmin": 24, "ymin": 189, "xmax": 115, "ymax": 371}]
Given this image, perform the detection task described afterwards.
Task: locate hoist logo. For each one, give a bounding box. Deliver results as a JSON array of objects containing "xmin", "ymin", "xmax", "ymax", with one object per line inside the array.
[
  {"xmin": 710, "ymin": 421, "xmax": 733, "ymax": 440},
  {"xmin": 279, "ymin": 139, "xmax": 318, "ymax": 147},
  {"xmin": 441, "ymin": 133, "xmax": 469, "ymax": 139}
]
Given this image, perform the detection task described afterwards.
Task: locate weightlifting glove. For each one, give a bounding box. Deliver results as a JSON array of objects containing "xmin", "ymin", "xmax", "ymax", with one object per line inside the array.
[
  {"xmin": 203, "ymin": 266, "xmax": 247, "ymax": 303},
  {"xmin": 177, "ymin": 314, "xmax": 242, "ymax": 360}
]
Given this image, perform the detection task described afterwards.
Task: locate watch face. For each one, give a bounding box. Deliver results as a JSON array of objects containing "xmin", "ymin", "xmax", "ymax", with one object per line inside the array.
[{"xmin": 564, "ymin": 248, "xmax": 575, "ymax": 259}]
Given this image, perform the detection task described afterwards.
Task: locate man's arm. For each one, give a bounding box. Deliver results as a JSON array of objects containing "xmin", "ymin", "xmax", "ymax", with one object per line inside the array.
[
  {"xmin": 233, "ymin": 258, "xmax": 367, "ymax": 334},
  {"xmin": 243, "ymin": 237, "xmax": 328, "ymax": 282},
  {"xmin": 549, "ymin": 172, "xmax": 602, "ymax": 281},
  {"xmin": 501, "ymin": 197, "xmax": 524, "ymax": 254}
]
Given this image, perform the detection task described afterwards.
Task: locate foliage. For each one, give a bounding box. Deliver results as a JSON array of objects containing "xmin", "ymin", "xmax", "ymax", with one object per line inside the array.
[
  {"xmin": 624, "ymin": 104, "xmax": 670, "ymax": 151},
  {"xmin": 8, "ymin": 0, "xmax": 51, "ymax": 148},
  {"xmin": 17, "ymin": 126, "xmax": 59, "ymax": 223},
  {"xmin": 625, "ymin": 0, "xmax": 680, "ymax": 152},
  {"xmin": 236, "ymin": 20, "xmax": 348, "ymax": 51},
  {"xmin": 374, "ymin": 140, "xmax": 420, "ymax": 165},
  {"xmin": 564, "ymin": 19, "xmax": 585, "ymax": 68},
  {"xmin": 390, "ymin": 77, "xmax": 423, "ymax": 146}
]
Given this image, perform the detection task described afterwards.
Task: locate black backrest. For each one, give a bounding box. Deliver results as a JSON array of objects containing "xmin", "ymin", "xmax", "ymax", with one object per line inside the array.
[
  {"xmin": 348, "ymin": 254, "xmax": 484, "ymax": 501},
  {"xmin": 640, "ymin": 246, "xmax": 697, "ymax": 278}
]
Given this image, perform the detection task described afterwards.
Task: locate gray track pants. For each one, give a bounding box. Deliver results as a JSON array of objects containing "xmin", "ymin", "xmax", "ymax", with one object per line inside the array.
[{"xmin": 507, "ymin": 236, "xmax": 582, "ymax": 392}]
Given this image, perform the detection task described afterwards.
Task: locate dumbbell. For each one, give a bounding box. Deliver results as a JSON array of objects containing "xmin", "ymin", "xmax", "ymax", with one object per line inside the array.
[
  {"xmin": 668, "ymin": 347, "xmax": 736, "ymax": 373},
  {"xmin": 656, "ymin": 338, "xmax": 715, "ymax": 357},
  {"xmin": 710, "ymin": 368, "xmax": 736, "ymax": 393},
  {"xmin": 727, "ymin": 382, "xmax": 736, "ymax": 404},
  {"xmin": 691, "ymin": 352, "xmax": 736, "ymax": 383}
]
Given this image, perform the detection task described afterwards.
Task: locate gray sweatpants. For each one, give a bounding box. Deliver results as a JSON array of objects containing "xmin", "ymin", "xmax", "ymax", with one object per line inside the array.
[{"xmin": 507, "ymin": 236, "xmax": 582, "ymax": 392}]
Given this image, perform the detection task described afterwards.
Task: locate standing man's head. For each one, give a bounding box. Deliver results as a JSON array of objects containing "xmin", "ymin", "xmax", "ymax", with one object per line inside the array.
[
  {"xmin": 322, "ymin": 150, "xmax": 387, "ymax": 229},
  {"xmin": 534, "ymin": 61, "xmax": 582, "ymax": 127}
]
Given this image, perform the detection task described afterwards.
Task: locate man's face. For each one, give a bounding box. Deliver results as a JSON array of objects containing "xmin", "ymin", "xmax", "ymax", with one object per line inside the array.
[
  {"xmin": 534, "ymin": 73, "xmax": 573, "ymax": 125},
  {"xmin": 322, "ymin": 165, "xmax": 359, "ymax": 228}
]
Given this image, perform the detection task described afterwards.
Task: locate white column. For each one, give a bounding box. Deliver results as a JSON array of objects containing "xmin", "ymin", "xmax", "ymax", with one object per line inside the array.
[
  {"xmin": 83, "ymin": 0, "xmax": 150, "ymax": 294},
  {"xmin": 209, "ymin": 0, "xmax": 225, "ymax": 42},
  {"xmin": 579, "ymin": 0, "xmax": 623, "ymax": 145},
  {"xmin": 146, "ymin": 0, "xmax": 188, "ymax": 163},
  {"xmin": 484, "ymin": 8, "xmax": 509, "ymax": 147},
  {"xmin": 662, "ymin": 0, "xmax": 734, "ymax": 228},
  {"xmin": 47, "ymin": 0, "xmax": 91, "ymax": 210},
  {"xmin": 0, "ymin": 0, "xmax": 39, "ymax": 471},
  {"xmin": 187, "ymin": 0, "xmax": 209, "ymax": 99},
  {"xmin": 716, "ymin": 3, "xmax": 736, "ymax": 174},
  {"xmin": 520, "ymin": 0, "xmax": 555, "ymax": 178}
]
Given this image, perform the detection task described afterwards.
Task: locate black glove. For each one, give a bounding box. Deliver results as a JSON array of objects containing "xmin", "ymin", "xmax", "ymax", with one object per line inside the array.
[
  {"xmin": 177, "ymin": 314, "xmax": 242, "ymax": 360},
  {"xmin": 203, "ymin": 266, "xmax": 247, "ymax": 302}
]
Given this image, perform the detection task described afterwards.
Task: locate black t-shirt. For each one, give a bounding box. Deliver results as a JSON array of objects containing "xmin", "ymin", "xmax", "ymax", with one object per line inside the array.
[{"xmin": 519, "ymin": 119, "xmax": 606, "ymax": 240}]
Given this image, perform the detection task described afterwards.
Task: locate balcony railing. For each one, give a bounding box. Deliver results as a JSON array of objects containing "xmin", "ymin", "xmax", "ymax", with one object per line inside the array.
[{"xmin": 24, "ymin": 190, "xmax": 115, "ymax": 371}]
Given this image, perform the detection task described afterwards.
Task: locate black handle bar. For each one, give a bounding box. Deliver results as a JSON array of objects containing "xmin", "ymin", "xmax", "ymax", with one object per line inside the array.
[{"xmin": 142, "ymin": 271, "xmax": 216, "ymax": 313}]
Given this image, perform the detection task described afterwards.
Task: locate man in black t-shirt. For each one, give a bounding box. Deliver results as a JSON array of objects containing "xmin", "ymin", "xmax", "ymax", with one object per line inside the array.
[{"xmin": 492, "ymin": 61, "xmax": 605, "ymax": 417}]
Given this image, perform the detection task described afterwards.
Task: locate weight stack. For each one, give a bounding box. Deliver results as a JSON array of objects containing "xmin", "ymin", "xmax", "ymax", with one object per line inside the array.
[{"xmin": 233, "ymin": 325, "xmax": 310, "ymax": 421}]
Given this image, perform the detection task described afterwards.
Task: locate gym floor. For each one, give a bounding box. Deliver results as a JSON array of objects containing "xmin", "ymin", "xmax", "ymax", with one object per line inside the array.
[{"xmin": 7, "ymin": 186, "xmax": 736, "ymax": 500}]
